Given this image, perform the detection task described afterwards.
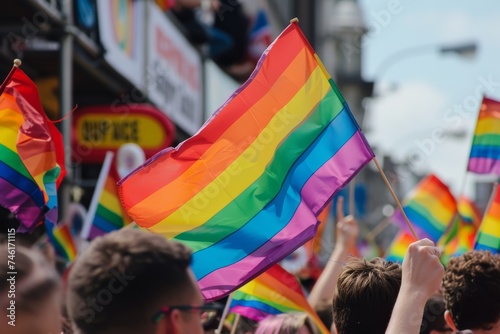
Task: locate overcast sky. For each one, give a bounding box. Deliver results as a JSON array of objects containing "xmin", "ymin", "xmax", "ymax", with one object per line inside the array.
[{"xmin": 357, "ymin": 0, "xmax": 500, "ymax": 197}]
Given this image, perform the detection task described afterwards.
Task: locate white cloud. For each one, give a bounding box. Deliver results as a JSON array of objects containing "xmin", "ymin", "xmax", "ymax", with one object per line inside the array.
[{"xmin": 366, "ymin": 81, "xmax": 448, "ymax": 155}]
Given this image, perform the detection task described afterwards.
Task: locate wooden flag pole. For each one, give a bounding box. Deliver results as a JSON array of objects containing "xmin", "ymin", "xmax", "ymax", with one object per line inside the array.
[
  {"xmin": 0, "ymin": 59, "xmax": 21, "ymax": 96},
  {"xmin": 215, "ymin": 293, "xmax": 234, "ymax": 334},
  {"xmin": 366, "ymin": 217, "xmax": 392, "ymax": 242},
  {"xmin": 373, "ymin": 157, "xmax": 419, "ymax": 240},
  {"xmin": 230, "ymin": 314, "xmax": 241, "ymax": 334}
]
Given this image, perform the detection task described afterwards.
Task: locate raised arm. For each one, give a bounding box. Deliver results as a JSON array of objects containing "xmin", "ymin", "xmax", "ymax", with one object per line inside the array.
[
  {"xmin": 307, "ymin": 197, "xmax": 359, "ymax": 308},
  {"xmin": 385, "ymin": 238, "xmax": 444, "ymax": 334}
]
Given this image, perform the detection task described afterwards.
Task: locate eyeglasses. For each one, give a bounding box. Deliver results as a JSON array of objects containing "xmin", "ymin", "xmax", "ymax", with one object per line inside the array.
[{"xmin": 152, "ymin": 304, "xmax": 224, "ymax": 329}]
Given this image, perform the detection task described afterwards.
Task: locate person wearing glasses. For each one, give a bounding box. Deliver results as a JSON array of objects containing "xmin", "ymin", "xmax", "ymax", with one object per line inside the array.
[
  {"xmin": 441, "ymin": 250, "xmax": 500, "ymax": 334},
  {"xmin": 67, "ymin": 228, "xmax": 222, "ymax": 334}
]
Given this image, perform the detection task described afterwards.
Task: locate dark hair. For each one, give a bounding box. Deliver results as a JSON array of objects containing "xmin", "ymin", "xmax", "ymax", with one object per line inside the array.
[
  {"xmin": 420, "ymin": 295, "xmax": 449, "ymax": 334},
  {"xmin": 332, "ymin": 257, "xmax": 402, "ymax": 334},
  {"xmin": 315, "ymin": 303, "xmax": 333, "ymax": 330},
  {"xmin": 67, "ymin": 228, "xmax": 193, "ymax": 334},
  {"xmin": 0, "ymin": 243, "xmax": 60, "ymax": 312},
  {"xmin": 442, "ymin": 250, "xmax": 500, "ymax": 331}
]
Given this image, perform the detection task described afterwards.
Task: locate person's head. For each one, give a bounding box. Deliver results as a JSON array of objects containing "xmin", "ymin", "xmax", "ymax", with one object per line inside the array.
[
  {"xmin": 0, "ymin": 243, "xmax": 62, "ymax": 334},
  {"xmin": 67, "ymin": 228, "xmax": 205, "ymax": 334},
  {"xmin": 254, "ymin": 312, "xmax": 319, "ymax": 334},
  {"xmin": 442, "ymin": 250, "xmax": 500, "ymax": 333},
  {"xmin": 331, "ymin": 257, "xmax": 402, "ymax": 334},
  {"xmin": 420, "ymin": 295, "xmax": 452, "ymax": 334}
]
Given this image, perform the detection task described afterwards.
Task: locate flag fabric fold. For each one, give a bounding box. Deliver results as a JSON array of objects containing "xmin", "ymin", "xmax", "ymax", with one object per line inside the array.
[
  {"xmin": 118, "ymin": 22, "xmax": 374, "ymax": 301},
  {"xmin": 475, "ymin": 184, "xmax": 500, "ymax": 254},
  {"xmin": 0, "ymin": 67, "xmax": 65, "ymax": 232},
  {"xmin": 468, "ymin": 96, "xmax": 500, "ymax": 175},
  {"xmin": 229, "ymin": 264, "xmax": 330, "ymax": 334}
]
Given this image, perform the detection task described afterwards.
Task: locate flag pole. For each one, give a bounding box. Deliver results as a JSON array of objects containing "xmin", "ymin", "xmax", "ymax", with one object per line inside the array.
[
  {"xmin": 230, "ymin": 314, "xmax": 241, "ymax": 334},
  {"xmin": 0, "ymin": 59, "xmax": 22, "ymax": 95},
  {"xmin": 80, "ymin": 151, "xmax": 115, "ymax": 241},
  {"xmin": 366, "ymin": 217, "xmax": 392, "ymax": 241},
  {"xmin": 373, "ymin": 157, "xmax": 419, "ymax": 240},
  {"xmin": 215, "ymin": 293, "xmax": 234, "ymax": 334}
]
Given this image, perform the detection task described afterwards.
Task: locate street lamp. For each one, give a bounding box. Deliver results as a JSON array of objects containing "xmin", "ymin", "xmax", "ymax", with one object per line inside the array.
[{"xmin": 374, "ymin": 41, "xmax": 478, "ymax": 84}]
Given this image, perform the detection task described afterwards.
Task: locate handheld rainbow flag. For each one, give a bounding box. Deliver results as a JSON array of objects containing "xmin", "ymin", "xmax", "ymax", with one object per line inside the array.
[
  {"xmin": 46, "ymin": 223, "xmax": 77, "ymax": 262},
  {"xmin": 118, "ymin": 22, "xmax": 374, "ymax": 301},
  {"xmin": 88, "ymin": 174, "xmax": 132, "ymax": 239},
  {"xmin": 468, "ymin": 97, "xmax": 500, "ymax": 175},
  {"xmin": 439, "ymin": 197, "xmax": 480, "ymax": 264},
  {"xmin": 396, "ymin": 174, "xmax": 457, "ymax": 243},
  {"xmin": 475, "ymin": 184, "xmax": 500, "ymax": 254},
  {"xmin": 229, "ymin": 264, "xmax": 330, "ymax": 334},
  {"xmin": 0, "ymin": 65, "xmax": 65, "ymax": 232},
  {"xmin": 385, "ymin": 231, "xmax": 417, "ymax": 263}
]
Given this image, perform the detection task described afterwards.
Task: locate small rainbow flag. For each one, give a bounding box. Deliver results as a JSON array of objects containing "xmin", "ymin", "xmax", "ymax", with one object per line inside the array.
[
  {"xmin": 385, "ymin": 231, "xmax": 417, "ymax": 263},
  {"xmin": 397, "ymin": 174, "xmax": 457, "ymax": 243},
  {"xmin": 0, "ymin": 67, "xmax": 65, "ymax": 232},
  {"xmin": 89, "ymin": 174, "xmax": 131, "ymax": 240},
  {"xmin": 468, "ymin": 97, "xmax": 500, "ymax": 175},
  {"xmin": 118, "ymin": 22, "xmax": 374, "ymax": 301},
  {"xmin": 475, "ymin": 184, "xmax": 500, "ymax": 254},
  {"xmin": 46, "ymin": 223, "xmax": 77, "ymax": 262},
  {"xmin": 230, "ymin": 264, "xmax": 330, "ymax": 334}
]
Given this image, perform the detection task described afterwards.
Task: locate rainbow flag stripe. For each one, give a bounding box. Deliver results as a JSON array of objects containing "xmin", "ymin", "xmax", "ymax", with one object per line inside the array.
[
  {"xmin": 386, "ymin": 231, "xmax": 417, "ymax": 263},
  {"xmin": 0, "ymin": 68, "xmax": 64, "ymax": 232},
  {"xmin": 399, "ymin": 174, "xmax": 456, "ymax": 242},
  {"xmin": 119, "ymin": 23, "xmax": 374, "ymax": 301},
  {"xmin": 457, "ymin": 196, "xmax": 482, "ymax": 226},
  {"xmin": 468, "ymin": 97, "xmax": 500, "ymax": 175},
  {"xmin": 475, "ymin": 185, "xmax": 500, "ymax": 254},
  {"xmin": 89, "ymin": 174, "xmax": 131, "ymax": 239},
  {"xmin": 230, "ymin": 264, "xmax": 329, "ymax": 334},
  {"xmin": 47, "ymin": 223, "xmax": 77, "ymax": 261}
]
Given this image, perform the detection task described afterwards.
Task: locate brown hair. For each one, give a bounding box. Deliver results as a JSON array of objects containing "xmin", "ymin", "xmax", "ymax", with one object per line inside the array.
[
  {"xmin": 332, "ymin": 257, "xmax": 402, "ymax": 334},
  {"xmin": 67, "ymin": 228, "xmax": 193, "ymax": 334},
  {"xmin": 0, "ymin": 243, "xmax": 60, "ymax": 312},
  {"xmin": 442, "ymin": 250, "xmax": 500, "ymax": 331},
  {"xmin": 255, "ymin": 312, "xmax": 319, "ymax": 334}
]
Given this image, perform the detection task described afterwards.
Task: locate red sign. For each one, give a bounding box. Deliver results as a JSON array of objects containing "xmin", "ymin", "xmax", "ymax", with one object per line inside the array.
[{"xmin": 72, "ymin": 104, "xmax": 175, "ymax": 163}]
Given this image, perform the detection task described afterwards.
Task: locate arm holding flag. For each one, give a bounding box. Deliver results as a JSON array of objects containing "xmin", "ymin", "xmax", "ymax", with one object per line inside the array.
[{"xmin": 386, "ymin": 239, "xmax": 444, "ymax": 334}]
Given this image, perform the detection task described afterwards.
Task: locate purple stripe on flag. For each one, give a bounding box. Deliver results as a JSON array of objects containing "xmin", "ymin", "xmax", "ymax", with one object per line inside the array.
[
  {"xmin": 88, "ymin": 225, "xmax": 106, "ymax": 240},
  {"xmin": 198, "ymin": 132, "xmax": 373, "ymax": 300},
  {"xmin": 0, "ymin": 178, "xmax": 44, "ymax": 232},
  {"xmin": 231, "ymin": 306, "xmax": 271, "ymax": 322},
  {"xmin": 468, "ymin": 157, "xmax": 500, "ymax": 174}
]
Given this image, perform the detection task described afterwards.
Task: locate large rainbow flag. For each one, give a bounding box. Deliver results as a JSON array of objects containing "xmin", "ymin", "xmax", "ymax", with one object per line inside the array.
[
  {"xmin": 118, "ymin": 22, "xmax": 374, "ymax": 300},
  {"xmin": 0, "ymin": 66, "xmax": 65, "ymax": 232},
  {"xmin": 396, "ymin": 174, "xmax": 457, "ymax": 243},
  {"xmin": 230, "ymin": 264, "xmax": 330, "ymax": 334},
  {"xmin": 468, "ymin": 97, "xmax": 500, "ymax": 175},
  {"xmin": 89, "ymin": 174, "xmax": 131, "ymax": 240},
  {"xmin": 475, "ymin": 184, "xmax": 500, "ymax": 254}
]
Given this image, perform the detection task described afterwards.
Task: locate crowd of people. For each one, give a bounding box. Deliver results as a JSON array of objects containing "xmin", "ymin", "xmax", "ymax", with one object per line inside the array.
[{"xmin": 1, "ymin": 197, "xmax": 498, "ymax": 334}]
